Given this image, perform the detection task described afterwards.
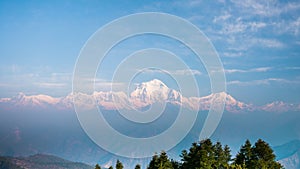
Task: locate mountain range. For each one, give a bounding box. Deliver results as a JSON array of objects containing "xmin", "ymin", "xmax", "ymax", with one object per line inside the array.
[
  {"xmin": 1, "ymin": 79, "xmax": 300, "ymax": 168},
  {"xmin": 0, "ymin": 79, "xmax": 299, "ymax": 113},
  {"xmin": 0, "ymin": 154, "xmax": 93, "ymax": 169},
  {"xmin": 274, "ymin": 140, "xmax": 300, "ymax": 169}
]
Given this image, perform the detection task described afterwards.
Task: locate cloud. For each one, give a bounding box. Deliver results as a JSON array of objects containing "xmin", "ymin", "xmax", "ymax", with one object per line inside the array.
[
  {"xmin": 278, "ymin": 17, "xmax": 300, "ymax": 36},
  {"xmin": 219, "ymin": 18, "xmax": 267, "ymax": 35},
  {"xmin": 139, "ymin": 69, "xmax": 202, "ymax": 76},
  {"xmin": 172, "ymin": 69, "xmax": 202, "ymax": 76},
  {"xmin": 223, "ymin": 52, "xmax": 243, "ymax": 57},
  {"xmin": 213, "ymin": 12, "xmax": 231, "ymax": 23},
  {"xmin": 230, "ymin": 0, "xmax": 281, "ymax": 17},
  {"xmin": 230, "ymin": 0, "xmax": 300, "ymax": 19},
  {"xmin": 33, "ymin": 82, "xmax": 67, "ymax": 88},
  {"xmin": 227, "ymin": 78, "xmax": 300, "ymax": 86},
  {"xmin": 77, "ymin": 78, "xmax": 124, "ymax": 89},
  {"xmin": 254, "ymin": 38, "xmax": 284, "ymax": 48},
  {"xmin": 172, "ymin": 0, "xmax": 203, "ymax": 8},
  {"xmin": 225, "ymin": 67, "xmax": 272, "ymax": 74}
]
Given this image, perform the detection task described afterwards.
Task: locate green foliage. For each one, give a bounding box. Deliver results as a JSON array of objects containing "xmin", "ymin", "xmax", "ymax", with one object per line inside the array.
[
  {"xmin": 95, "ymin": 163, "xmax": 101, "ymax": 169},
  {"xmin": 116, "ymin": 159, "xmax": 123, "ymax": 169},
  {"xmin": 234, "ymin": 139, "xmax": 283, "ymax": 169},
  {"xmin": 171, "ymin": 159, "xmax": 181, "ymax": 169},
  {"xmin": 135, "ymin": 164, "xmax": 141, "ymax": 169},
  {"xmin": 180, "ymin": 139, "xmax": 231, "ymax": 169},
  {"xmin": 108, "ymin": 166, "xmax": 113, "ymax": 169},
  {"xmin": 147, "ymin": 151, "xmax": 174, "ymax": 169},
  {"xmin": 235, "ymin": 139, "xmax": 252, "ymax": 167},
  {"xmin": 142, "ymin": 139, "xmax": 282, "ymax": 169}
]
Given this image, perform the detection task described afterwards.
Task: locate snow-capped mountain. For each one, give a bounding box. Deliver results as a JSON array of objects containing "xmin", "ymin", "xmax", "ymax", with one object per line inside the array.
[
  {"xmin": 130, "ymin": 79, "xmax": 182, "ymax": 107},
  {"xmin": 0, "ymin": 92, "xmax": 60, "ymax": 108},
  {"xmin": 0, "ymin": 79, "xmax": 299, "ymax": 113},
  {"xmin": 261, "ymin": 101, "xmax": 300, "ymax": 113}
]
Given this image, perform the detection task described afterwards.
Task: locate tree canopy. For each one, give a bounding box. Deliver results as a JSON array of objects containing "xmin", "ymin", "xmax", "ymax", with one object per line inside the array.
[{"xmin": 94, "ymin": 139, "xmax": 282, "ymax": 169}]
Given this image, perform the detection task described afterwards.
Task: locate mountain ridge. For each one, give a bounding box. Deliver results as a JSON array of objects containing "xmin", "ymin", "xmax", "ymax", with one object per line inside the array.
[
  {"xmin": 274, "ymin": 140, "xmax": 300, "ymax": 169},
  {"xmin": 1, "ymin": 79, "xmax": 299, "ymax": 113},
  {"xmin": 0, "ymin": 154, "xmax": 93, "ymax": 169}
]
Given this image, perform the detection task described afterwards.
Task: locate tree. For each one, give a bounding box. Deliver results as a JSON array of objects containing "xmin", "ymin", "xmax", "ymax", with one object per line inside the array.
[
  {"xmin": 147, "ymin": 151, "xmax": 173, "ymax": 169},
  {"xmin": 213, "ymin": 142, "xmax": 231, "ymax": 168},
  {"xmin": 235, "ymin": 139, "xmax": 252, "ymax": 168},
  {"xmin": 135, "ymin": 164, "xmax": 141, "ymax": 169},
  {"xmin": 181, "ymin": 139, "xmax": 215, "ymax": 169},
  {"xmin": 148, "ymin": 153, "xmax": 159, "ymax": 169},
  {"xmin": 234, "ymin": 139, "xmax": 283, "ymax": 169},
  {"xmin": 224, "ymin": 145, "xmax": 232, "ymax": 164},
  {"xmin": 170, "ymin": 159, "xmax": 181, "ymax": 169},
  {"xmin": 251, "ymin": 139, "xmax": 282, "ymax": 169},
  {"xmin": 116, "ymin": 159, "xmax": 123, "ymax": 169},
  {"xmin": 95, "ymin": 164, "xmax": 101, "ymax": 169},
  {"xmin": 108, "ymin": 166, "xmax": 113, "ymax": 169}
]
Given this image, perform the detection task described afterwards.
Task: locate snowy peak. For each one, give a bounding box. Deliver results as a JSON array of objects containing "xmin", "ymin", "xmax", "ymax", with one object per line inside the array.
[
  {"xmin": 0, "ymin": 79, "xmax": 299, "ymax": 113},
  {"xmin": 8, "ymin": 92, "xmax": 60, "ymax": 107},
  {"xmin": 261, "ymin": 101, "xmax": 300, "ymax": 113},
  {"xmin": 130, "ymin": 79, "xmax": 170, "ymax": 102},
  {"xmin": 130, "ymin": 79, "xmax": 182, "ymax": 106}
]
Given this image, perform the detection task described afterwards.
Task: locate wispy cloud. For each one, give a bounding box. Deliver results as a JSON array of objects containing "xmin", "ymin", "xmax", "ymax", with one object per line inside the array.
[
  {"xmin": 230, "ymin": 0, "xmax": 281, "ymax": 17},
  {"xmin": 33, "ymin": 82, "xmax": 67, "ymax": 88},
  {"xmin": 277, "ymin": 17, "xmax": 300, "ymax": 36},
  {"xmin": 228, "ymin": 78, "xmax": 300, "ymax": 86},
  {"xmin": 172, "ymin": 0, "xmax": 203, "ymax": 8},
  {"xmin": 225, "ymin": 67, "xmax": 272, "ymax": 74},
  {"xmin": 219, "ymin": 18, "xmax": 267, "ymax": 35},
  {"xmin": 139, "ymin": 69, "xmax": 202, "ymax": 76},
  {"xmin": 254, "ymin": 38, "xmax": 284, "ymax": 48},
  {"xmin": 213, "ymin": 11, "xmax": 231, "ymax": 23},
  {"xmin": 172, "ymin": 69, "xmax": 202, "ymax": 76}
]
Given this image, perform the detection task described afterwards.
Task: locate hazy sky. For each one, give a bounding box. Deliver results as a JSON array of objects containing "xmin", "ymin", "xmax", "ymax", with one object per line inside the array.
[{"xmin": 0, "ymin": 0, "xmax": 300, "ymax": 105}]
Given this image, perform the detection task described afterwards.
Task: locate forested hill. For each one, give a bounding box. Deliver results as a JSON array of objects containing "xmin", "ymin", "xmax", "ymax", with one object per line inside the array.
[{"xmin": 0, "ymin": 154, "xmax": 93, "ymax": 169}]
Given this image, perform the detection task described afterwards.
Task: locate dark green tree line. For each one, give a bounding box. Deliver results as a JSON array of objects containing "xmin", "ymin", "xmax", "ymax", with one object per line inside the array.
[
  {"xmin": 94, "ymin": 139, "xmax": 282, "ymax": 169},
  {"xmin": 234, "ymin": 139, "xmax": 282, "ymax": 169}
]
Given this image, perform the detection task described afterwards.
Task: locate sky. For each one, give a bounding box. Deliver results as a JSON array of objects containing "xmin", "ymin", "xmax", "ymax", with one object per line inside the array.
[{"xmin": 0, "ymin": 0, "xmax": 300, "ymax": 105}]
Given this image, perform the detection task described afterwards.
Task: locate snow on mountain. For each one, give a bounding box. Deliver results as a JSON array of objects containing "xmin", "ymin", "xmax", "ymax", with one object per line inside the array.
[
  {"xmin": 131, "ymin": 79, "xmax": 171, "ymax": 102},
  {"xmin": 130, "ymin": 79, "xmax": 182, "ymax": 107},
  {"xmin": 0, "ymin": 79, "xmax": 299, "ymax": 113},
  {"xmin": 1, "ymin": 92, "xmax": 60, "ymax": 108},
  {"xmin": 261, "ymin": 101, "xmax": 300, "ymax": 113}
]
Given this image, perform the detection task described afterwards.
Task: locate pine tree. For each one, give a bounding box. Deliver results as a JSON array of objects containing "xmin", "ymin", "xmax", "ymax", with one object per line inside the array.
[
  {"xmin": 116, "ymin": 159, "xmax": 123, "ymax": 169},
  {"xmin": 234, "ymin": 139, "xmax": 283, "ymax": 169},
  {"xmin": 213, "ymin": 142, "xmax": 231, "ymax": 168},
  {"xmin": 251, "ymin": 139, "xmax": 282, "ymax": 169},
  {"xmin": 109, "ymin": 166, "xmax": 113, "ymax": 169},
  {"xmin": 235, "ymin": 139, "xmax": 252, "ymax": 167},
  {"xmin": 147, "ymin": 151, "xmax": 173, "ymax": 169},
  {"xmin": 95, "ymin": 164, "xmax": 101, "ymax": 169},
  {"xmin": 181, "ymin": 139, "xmax": 215, "ymax": 169},
  {"xmin": 170, "ymin": 159, "xmax": 181, "ymax": 169},
  {"xmin": 224, "ymin": 145, "xmax": 232, "ymax": 164},
  {"xmin": 148, "ymin": 153, "xmax": 159, "ymax": 169},
  {"xmin": 135, "ymin": 164, "xmax": 141, "ymax": 169}
]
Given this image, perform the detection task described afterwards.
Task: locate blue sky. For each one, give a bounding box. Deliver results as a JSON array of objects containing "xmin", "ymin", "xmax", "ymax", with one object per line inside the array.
[{"xmin": 0, "ymin": 0, "xmax": 300, "ymax": 105}]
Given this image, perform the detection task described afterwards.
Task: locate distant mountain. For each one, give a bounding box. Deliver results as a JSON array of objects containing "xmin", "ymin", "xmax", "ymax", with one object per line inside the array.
[
  {"xmin": 274, "ymin": 140, "xmax": 300, "ymax": 169},
  {"xmin": 0, "ymin": 154, "xmax": 93, "ymax": 169},
  {"xmin": 1, "ymin": 79, "xmax": 299, "ymax": 113}
]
